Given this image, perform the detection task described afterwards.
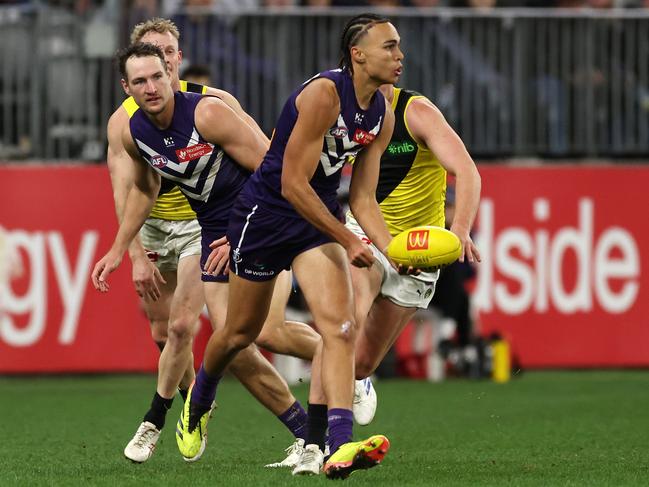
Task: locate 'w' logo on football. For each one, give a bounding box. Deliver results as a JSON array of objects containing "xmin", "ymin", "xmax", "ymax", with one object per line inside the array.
[{"xmin": 407, "ymin": 230, "xmax": 429, "ymax": 251}]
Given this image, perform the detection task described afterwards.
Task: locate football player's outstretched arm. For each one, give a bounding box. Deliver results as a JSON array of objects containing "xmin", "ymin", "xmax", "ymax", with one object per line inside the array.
[
  {"xmin": 106, "ymin": 108, "xmax": 165, "ymax": 299},
  {"xmin": 195, "ymin": 97, "xmax": 268, "ymax": 172},
  {"xmin": 348, "ymin": 105, "xmax": 395, "ymax": 256},
  {"xmin": 281, "ymin": 79, "xmax": 374, "ymax": 268},
  {"xmin": 91, "ymin": 125, "xmax": 161, "ymax": 292},
  {"xmin": 406, "ymin": 98, "xmax": 481, "ymax": 263}
]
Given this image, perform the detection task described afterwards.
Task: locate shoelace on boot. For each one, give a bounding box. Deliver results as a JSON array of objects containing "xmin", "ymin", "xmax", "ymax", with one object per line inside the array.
[{"xmin": 133, "ymin": 425, "xmax": 157, "ymax": 448}]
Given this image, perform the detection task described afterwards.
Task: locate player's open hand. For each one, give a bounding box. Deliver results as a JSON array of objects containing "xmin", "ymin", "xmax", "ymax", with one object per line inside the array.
[
  {"xmin": 91, "ymin": 250, "xmax": 123, "ymax": 293},
  {"xmin": 450, "ymin": 224, "xmax": 481, "ymax": 264},
  {"xmin": 132, "ymin": 254, "xmax": 166, "ymax": 301},
  {"xmin": 205, "ymin": 236, "xmax": 230, "ymax": 276},
  {"xmin": 347, "ymin": 238, "xmax": 375, "ymax": 268}
]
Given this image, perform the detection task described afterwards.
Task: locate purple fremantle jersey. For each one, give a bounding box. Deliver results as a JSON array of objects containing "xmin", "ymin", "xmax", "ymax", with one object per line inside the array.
[
  {"xmin": 129, "ymin": 91, "xmax": 250, "ymax": 230},
  {"xmin": 239, "ymin": 68, "xmax": 386, "ymax": 217}
]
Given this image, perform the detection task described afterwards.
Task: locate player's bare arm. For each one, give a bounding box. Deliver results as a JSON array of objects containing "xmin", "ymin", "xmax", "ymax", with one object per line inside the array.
[
  {"xmin": 204, "ymin": 86, "xmax": 269, "ymax": 144},
  {"xmin": 282, "ymin": 79, "xmax": 374, "ymax": 268},
  {"xmin": 106, "ymin": 108, "xmax": 166, "ymax": 299},
  {"xmin": 106, "ymin": 108, "xmax": 135, "ymax": 223},
  {"xmin": 195, "ymin": 96, "xmax": 268, "ymax": 172},
  {"xmin": 91, "ymin": 125, "xmax": 161, "ymax": 292},
  {"xmin": 406, "ymin": 98, "xmax": 481, "ymax": 263},
  {"xmin": 194, "ymin": 96, "xmax": 267, "ymax": 274},
  {"xmin": 348, "ymin": 104, "xmax": 395, "ymax": 255}
]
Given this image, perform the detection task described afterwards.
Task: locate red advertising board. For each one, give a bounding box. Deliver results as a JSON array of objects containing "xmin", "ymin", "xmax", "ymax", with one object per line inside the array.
[
  {"xmin": 475, "ymin": 165, "xmax": 649, "ymax": 367},
  {"xmin": 0, "ymin": 164, "xmax": 647, "ymax": 372},
  {"xmin": 0, "ymin": 165, "xmax": 159, "ymax": 372}
]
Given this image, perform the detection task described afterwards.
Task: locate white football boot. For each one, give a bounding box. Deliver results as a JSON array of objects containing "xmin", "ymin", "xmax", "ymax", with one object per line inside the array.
[
  {"xmin": 353, "ymin": 377, "xmax": 377, "ymax": 426},
  {"xmin": 291, "ymin": 444, "xmax": 324, "ymax": 476},
  {"xmin": 124, "ymin": 421, "xmax": 161, "ymax": 463},
  {"xmin": 264, "ymin": 438, "xmax": 305, "ymax": 468}
]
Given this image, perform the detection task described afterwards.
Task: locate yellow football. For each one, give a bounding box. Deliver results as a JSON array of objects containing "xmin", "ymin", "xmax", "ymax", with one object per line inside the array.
[{"xmin": 387, "ymin": 226, "xmax": 462, "ymax": 269}]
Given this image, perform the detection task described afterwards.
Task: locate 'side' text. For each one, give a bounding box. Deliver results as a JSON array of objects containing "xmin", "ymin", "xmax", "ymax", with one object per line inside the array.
[{"xmin": 474, "ymin": 198, "xmax": 639, "ymax": 315}]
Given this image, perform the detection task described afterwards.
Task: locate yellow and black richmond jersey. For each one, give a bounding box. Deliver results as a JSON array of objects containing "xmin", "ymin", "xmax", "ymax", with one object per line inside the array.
[
  {"xmin": 376, "ymin": 87, "xmax": 447, "ymax": 236},
  {"xmin": 121, "ymin": 80, "xmax": 207, "ymax": 221}
]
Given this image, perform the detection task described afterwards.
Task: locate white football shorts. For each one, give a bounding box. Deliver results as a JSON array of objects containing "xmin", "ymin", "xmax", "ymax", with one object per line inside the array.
[
  {"xmin": 346, "ymin": 213, "xmax": 439, "ymax": 309},
  {"xmin": 139, "ymin": 217, "xmax": 202, "ymax": 272}
]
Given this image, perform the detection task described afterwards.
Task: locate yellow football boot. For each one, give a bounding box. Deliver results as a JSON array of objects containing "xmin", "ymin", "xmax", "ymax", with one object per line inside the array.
[
  {"xmin": 323, "ymin": 434, "xmax": 390, "ymax": 479},
  {"xmin": 175, "ymin": 384, "xmax": 211, "ymax": 462}
]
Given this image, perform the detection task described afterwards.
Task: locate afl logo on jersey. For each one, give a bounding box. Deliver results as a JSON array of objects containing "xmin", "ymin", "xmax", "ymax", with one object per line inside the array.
[
  {"xmin": 151, "ymin": 154, "xmax": 169, "ymax": 168},
  {"xmin": 329, "ymin": 126, "xmax": 348, "ymax": 139}
]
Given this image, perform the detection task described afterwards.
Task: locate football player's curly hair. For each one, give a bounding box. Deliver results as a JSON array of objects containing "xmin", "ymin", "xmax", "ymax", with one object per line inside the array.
[
  {"xmin": 130, "ymin": 18, "xmax": 180, "ymax": 44},
  {"xmin": 339, "ymin": 13, "xmax": 390, "ymax": 74}
]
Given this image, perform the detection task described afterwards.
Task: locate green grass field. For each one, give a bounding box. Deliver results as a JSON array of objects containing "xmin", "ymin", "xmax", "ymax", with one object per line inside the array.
[{"xmin": 1, "ymin": 371, "xmax": 647, "ymax": 486}]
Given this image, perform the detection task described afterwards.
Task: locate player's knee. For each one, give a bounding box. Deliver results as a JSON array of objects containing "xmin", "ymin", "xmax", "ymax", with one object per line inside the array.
[
  {"xmin": 226, "ymin": 330, "xmax": 255, "ymax": 354},
  {"xmin": 322, "ymin": 318, "xmax": 357, "ymax": 346},
  {"xmin": 167, "ymin": 317, "xmax": 195, "ymax": 343}
]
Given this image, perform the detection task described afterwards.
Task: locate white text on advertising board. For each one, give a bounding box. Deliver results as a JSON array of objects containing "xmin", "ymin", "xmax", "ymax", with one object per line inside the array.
[{"xmin": 474, "ymin": 198, "xmax": 640, "ymax": 315}]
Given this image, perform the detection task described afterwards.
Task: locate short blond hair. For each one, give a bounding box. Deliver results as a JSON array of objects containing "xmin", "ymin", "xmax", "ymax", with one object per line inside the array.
[{"xmin": 130, "ymin": 18, "xmax": 180, "ymax": 44}]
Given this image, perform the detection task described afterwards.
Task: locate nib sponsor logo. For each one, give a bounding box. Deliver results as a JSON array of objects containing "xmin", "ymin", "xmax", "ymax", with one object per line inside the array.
[
  {"xmin": 387, "ymin": 141, "xmax": 416, "ymax": 155},
  {"xmin": 175, "ymin": 143, "xmax": 213, "ymax": 163}
]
